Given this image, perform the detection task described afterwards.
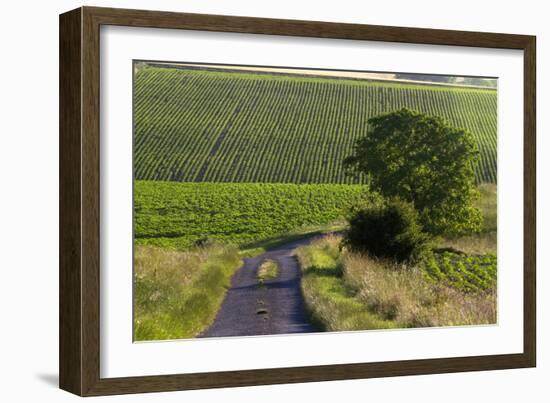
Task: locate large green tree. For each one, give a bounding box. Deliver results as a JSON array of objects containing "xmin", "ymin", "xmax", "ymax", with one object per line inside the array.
[{"xmin": 344, "ymin": 108, "xmax": 482, "ymax": 235}]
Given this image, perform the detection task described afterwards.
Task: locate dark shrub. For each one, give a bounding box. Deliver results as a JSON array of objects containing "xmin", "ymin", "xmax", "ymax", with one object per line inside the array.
[{"xmin": 343, "ymin": 199, "xmax": 431, "ymax": 263}]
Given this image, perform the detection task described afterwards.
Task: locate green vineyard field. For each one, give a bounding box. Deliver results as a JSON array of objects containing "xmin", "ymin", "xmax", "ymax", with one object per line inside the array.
[
  {"xmin": 134, "ymin": 181, "xmax": 375, "ymax": 249},
  {"xmin": 134, "ymin": 66, "xmax": 498, "ymax": 184}
]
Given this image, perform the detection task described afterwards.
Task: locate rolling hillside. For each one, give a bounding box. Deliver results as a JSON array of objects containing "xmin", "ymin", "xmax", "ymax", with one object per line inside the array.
[{"xmin": 134, "ymin": 66, "xmax": 497, "ymax": 184}]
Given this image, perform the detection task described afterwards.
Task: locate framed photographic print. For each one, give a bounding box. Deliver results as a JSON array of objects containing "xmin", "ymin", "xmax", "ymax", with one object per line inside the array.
[{"xmin": 59, "ymin": 6, "xmax": 536, "ymax": 396}]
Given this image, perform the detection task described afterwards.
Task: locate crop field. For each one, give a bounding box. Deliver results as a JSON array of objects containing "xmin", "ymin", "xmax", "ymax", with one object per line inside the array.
[
  {"xmin": 134, "ymin": 181, "xmax": 376, "ymax": 249},
  {"xmin": 424, "ymin": 252, "xmax": 497, "ymax": 292},
  {"xmin": 134, "ymin": 66, "xmax": 497, "ymax": 184},
  {"xmin": 132, "ymin": 65, "xmax": 499, "ymax": 339}
]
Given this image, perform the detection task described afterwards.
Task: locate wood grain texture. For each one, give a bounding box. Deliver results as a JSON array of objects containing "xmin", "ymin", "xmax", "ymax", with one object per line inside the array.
[
  {"xmin": 59, "ymin": 6, "xmax": 537, "ymax": 396},
  {"xmin": 59, "ymin": 8, "xmax": 82, "ymax": 396},
  {"xmin": 523, "ymin": 37, "xmax": 536, "ymax": 367},
  {"xmin": 81, "ymin": 6, "xmax": 102, "ymax": 396},
  {"xmin": 87, "ymin": 6, "xmax": 531, "ymax": 49}
]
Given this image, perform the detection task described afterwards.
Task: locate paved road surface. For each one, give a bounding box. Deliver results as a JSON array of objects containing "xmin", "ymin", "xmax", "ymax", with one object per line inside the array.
[{"xmin": 201, "ymin": 236, "xmax": 320, "ymax": 338}]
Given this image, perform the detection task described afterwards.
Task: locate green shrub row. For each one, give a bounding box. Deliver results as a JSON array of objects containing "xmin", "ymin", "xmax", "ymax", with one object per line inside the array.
[{"xmin": 135, "ymin": 181, "xmax": 377, "ymax": 249}]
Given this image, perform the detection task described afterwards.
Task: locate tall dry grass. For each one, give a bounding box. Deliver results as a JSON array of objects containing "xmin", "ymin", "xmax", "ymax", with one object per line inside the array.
[
  {"xmin": 343, "ymin": 253, "xmax": 496, "ymax": 328},
  {"xmin": 297, "ymin": 236, "xmax": 397, "ymax": 331},
  {"xmin": 134, "ymin": 244, "xmax": 241, "ymax": 341},
  {"xmin": 297, "ymin": 236, "xmax": 496, "ymax": 332}
]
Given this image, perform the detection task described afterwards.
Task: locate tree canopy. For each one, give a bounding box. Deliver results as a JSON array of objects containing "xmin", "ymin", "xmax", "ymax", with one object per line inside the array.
[{"xmin": 344, "ymin": 108, "xmax": 482, "ymax": 235}]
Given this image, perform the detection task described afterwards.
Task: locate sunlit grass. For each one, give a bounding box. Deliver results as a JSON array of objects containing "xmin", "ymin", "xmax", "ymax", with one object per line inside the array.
[
  {"xmin": 296, "ymin": 235, "xmax": 496, "ymax": 331},
  {"xmin": 257, "ymin": 260, "xmax": 279, "ymax": 284},
  {"xmin": 134, "ymin": 244, "xmax": 242, "ymax": 341},
  {"xmin": 296, "ymin": 236, "xmax": 398, "ymax": 331},
  {"xmin": 344, "ymin": 252, "xmax": 496, "ymax": 327}
]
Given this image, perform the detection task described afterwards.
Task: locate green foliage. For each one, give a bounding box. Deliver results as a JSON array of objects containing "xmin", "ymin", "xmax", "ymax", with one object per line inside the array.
[
  {"xmin": 423, "ymin": 252, "xmax": 497, "ymax": 292},
  {"xmin": 438, "ymin": 184, "xmax": 496, "ymax": 255},
  {"xmin": 344, "ymin": 108, "xmax": 483, "ymax": 235},
  {"xmin": 343, "ymin": 199, "xmax": 431, "ymax": 263},
  {"xmin": 134, "ymin": 66, "xmax": 497, "ymax": 184},
  {"xmin": 135, "ymin": 181, "xmax": 377, "ymax": 249},
  {"xmin": 296, "ymin": 237, "xmax": 398, "ymax": 331}
]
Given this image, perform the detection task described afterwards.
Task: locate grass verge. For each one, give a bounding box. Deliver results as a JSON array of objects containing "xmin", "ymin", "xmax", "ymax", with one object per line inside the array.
[
  {"xmin": 345, "ymin": 252, "xmax": 496, "ymax": 327},
  {"xmin": 296, "ymin": 236, "xmax": 398, "ymax": 331},
  {"xmin": 297, "ymin": 236, "xmax": 496, "ymax": 331},
  {"xmin": 134, "ymin": 244, "xmax": 241, "ymax": 341}
]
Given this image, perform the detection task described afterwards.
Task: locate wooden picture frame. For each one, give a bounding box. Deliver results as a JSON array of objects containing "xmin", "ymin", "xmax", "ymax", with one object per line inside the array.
[{"xmin": 59, "ymin": 6, "xmax": 536, "ymax": 396}]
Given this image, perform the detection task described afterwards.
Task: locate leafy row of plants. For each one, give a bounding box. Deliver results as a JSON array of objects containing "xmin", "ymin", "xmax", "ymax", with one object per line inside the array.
[
  {"xmin": 424, "ymin": 252, "xmax": 497, "ymax": 292},
  {"xmin": 134, "ymin": 66, "xmax": 497, "ymax": 184},
  {"xmin": 134, "ymin": 181, "xmax": 377, "ymax": 249}
]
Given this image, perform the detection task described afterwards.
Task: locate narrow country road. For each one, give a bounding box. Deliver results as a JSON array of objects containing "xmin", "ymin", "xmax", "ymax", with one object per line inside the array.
[{"xmin": 200, "ymin": 236, "xmax": 323, "ymax": 338}]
